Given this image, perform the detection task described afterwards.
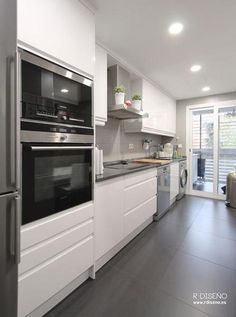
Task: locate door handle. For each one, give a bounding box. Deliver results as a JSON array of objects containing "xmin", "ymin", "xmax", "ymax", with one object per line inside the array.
[
  {"xmin": 30, "ymin": 146, "xmax": 94, "ymax": 151},
  {"xmin": 15, "ymin": 195, "xmax": 21, "ymax": 264},
  {"xmin": 7, "ymin": 55, "xmax": 16, "ymax": 187},
  {"xmin": 10, "ymin": 195, "xmax": 21, "ymax": 264}
]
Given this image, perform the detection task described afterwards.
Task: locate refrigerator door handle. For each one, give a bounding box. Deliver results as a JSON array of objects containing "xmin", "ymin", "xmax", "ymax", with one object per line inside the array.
[
  {"xmin": 15, "ymin": 195, "xmax": 21, "ymax": 264},
  {"xmin": 15, "ymin": 51, "xmax": 21, "ymax": 190},
  {"xmin": 7, "ymin": 55, "xmax": 16, "ymax": 188},
  {"xmin": 7, "ymin": 51, "xmax": 21, "ymax": 191},
  {"xmin": 10, "ymin": 195, "xmax": 21, "ymax": 264}
]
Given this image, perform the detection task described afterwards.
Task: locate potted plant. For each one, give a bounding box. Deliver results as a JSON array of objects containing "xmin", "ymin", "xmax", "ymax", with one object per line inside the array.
[
  {"xmin": 132, "ymin": 95, "xmax": 142, "ymax": 110},
  {"xmin": 114, "ymin": 85, "xmax": 126, "ymax": 105}
]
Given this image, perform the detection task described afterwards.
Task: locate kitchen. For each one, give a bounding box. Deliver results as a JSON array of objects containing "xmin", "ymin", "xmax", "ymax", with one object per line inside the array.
[{"xmin": 1, "ymin": 0, "xmax": 236, "ymax": 317}]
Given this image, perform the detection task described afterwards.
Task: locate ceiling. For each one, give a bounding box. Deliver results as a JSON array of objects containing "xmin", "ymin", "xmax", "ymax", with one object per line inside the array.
[{"xmin": 89, "ymin": 0, "xmax": 236, "ymax": 100}]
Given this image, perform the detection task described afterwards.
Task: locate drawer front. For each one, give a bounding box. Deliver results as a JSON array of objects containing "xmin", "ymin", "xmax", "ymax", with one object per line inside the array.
[
  {"xmin": 124, "ymin": 196, "xmax": 156, "ymax": 237},
  {"xmin": 21, "ymin": 202, "xmax": 94, "ymax": 250},
  {"xmin": 124, "ymin": 177, "xmax": 157, "ymax": 212},
  {"xmin": 19, "ymin": 219, "xmax": 94, "ymax": 275},
  {"xmin": 18, "ymin": 236, "xmax": 94, "ymax": 317},
  {"xmin": 124, "ymin": 169, "xmax": 157, "ymax": 188}
]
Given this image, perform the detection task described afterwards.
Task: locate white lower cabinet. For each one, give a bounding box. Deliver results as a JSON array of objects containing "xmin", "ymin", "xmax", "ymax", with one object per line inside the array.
[
  {"xmin": 124, "ymin": 196, "xmax": 156, "ymax": 237},
  {"xmin": 95, "ymin": 169, "xmax": 157, "ymax": 263},
  {"xmin": 18, "ymin": 237, "xmax": 93, "ymax": 317},
  {"xmin": 170, "ymin": 162, "xmax": 180, "ymax": 201},
  {"xmin": 95, "ymin": 178, "xmax": 124, "ymax": 260},
  {"xmin": 18, "ymin": 203, "xmax": 94, "ymax": 317}
]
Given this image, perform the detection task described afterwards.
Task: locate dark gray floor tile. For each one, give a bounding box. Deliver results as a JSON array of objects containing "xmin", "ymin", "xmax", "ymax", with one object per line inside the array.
[
  {"xmin": 143, "ymin": 288, "xmax": 211, "ymax": 317},
  {"xmin": 144, "ymin": 218, "xmax": 191, "ymax": 248},
  {"xmin": 191, "ymin": 212, "xmax": 236, "ymax": 241},
  {"xmin": 180, "ymin": 228, "xmax": 236, "ymax": 271},
  {"xmin": 109, "ymin": 238, "xmax": 177, "ymax": 288},
  {"xmin": 199, "ymin": 200, "xmax": 236, "ymax": 223},
  {"xmin": 162, "ymin": 196, "xmax": 204, "ymax": 228},
  {"xmin": 159, "ymin": 251, "xmax": 236, "ymax": 317}
]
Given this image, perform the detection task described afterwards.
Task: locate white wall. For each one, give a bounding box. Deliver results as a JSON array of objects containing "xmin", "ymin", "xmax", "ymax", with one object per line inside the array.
[{"xmin": 176, "ymin": 91, "xmax": 236, "ymax": 155}]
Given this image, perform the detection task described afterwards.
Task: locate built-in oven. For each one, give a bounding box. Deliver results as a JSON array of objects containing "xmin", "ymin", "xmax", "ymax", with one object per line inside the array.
[
  {"xmin": 22, "ymin": 142, "xmax": 93, "ymax": 225},
  {"xmin": 20, "ymin": 50, "xmax": 94, "ymax": 225}
]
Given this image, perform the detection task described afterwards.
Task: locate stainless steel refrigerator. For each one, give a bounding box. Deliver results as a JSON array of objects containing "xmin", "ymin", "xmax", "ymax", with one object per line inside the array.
[{"xmin": 0, "ymin": 0, "xmax": 20, "ymax": 316}]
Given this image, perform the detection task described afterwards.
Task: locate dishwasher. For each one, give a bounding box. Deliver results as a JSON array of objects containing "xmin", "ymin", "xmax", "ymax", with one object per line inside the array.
[{"xmin": 154, "ymin": 165, "xmax": 171, "ymax": 220}]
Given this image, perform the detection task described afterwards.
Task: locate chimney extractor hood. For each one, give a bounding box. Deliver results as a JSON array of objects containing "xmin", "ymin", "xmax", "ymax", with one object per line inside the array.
[{"xmin": 108, "ymin": 104, "xmax": 149, "ymax": 120}]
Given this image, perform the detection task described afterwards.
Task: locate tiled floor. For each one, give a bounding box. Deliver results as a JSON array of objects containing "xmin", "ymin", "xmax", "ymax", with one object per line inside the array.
[{"xmin": 45, "ymin": 196, "xmax": 236, "ymax": 317}]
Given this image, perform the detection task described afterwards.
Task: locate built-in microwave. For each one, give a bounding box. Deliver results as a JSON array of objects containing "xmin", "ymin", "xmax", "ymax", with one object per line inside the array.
[
  {"xmin": 20, "ymin": 50, "xmax": 94, "ymax": 225},
  {"xmin": 20, "ymin": 49, "xmax": 93, "ymax": 130}
]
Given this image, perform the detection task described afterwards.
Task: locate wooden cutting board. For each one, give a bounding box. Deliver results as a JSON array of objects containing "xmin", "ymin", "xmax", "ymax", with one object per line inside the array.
[{"xmin": 133, "ymin": 159, "xmax": 172, "ymax": 164}]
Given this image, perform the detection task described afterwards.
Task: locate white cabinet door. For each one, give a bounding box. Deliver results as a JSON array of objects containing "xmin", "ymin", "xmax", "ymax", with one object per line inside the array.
[
  {"xmin": 170, "ymin": 162, "xmax": 179, "ymax": 201},
  {"xmin": 95, "ymin": 178, "xmax": 124, "ymax": 260},
  {"xmin": 94, "ymin": 44, "xmax": 107, "ymax": 126},
  {"xmin": 18, "ymin": 0, "xmax": 95, "ymax": 77},
  {"xmin": 124, "ymin": 79, "xmax": 176, "ymax": 136},
  {"xmin": 142, "ymin": 79, "xmax": 176, "ymax": 136}
]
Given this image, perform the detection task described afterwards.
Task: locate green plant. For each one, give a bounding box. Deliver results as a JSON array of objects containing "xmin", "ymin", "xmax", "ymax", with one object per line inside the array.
[
  {"xmin": 132, "ymin": 94, "xmax": 142, "ymax": 101},
  {"xmin": 114, "ymin": 85, "xmax": 126, "ymax": 94}
]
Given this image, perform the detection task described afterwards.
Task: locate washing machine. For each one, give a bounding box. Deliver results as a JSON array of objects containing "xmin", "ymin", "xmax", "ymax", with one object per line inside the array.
[{"xmin": 177, "ymin": 160, "xmax": 188, "ymax": 200}]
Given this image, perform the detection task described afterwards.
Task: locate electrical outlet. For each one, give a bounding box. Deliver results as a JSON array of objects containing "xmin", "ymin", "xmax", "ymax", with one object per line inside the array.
[{"xmin": 128, "ymin": 143, "xmax": 134, "ymax": 150}]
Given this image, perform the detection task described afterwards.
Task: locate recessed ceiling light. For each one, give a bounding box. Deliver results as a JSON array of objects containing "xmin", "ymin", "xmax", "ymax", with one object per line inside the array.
[
  {"xmin": 202, "ymin": 86, "xmax": 210, "ymax": 92},
  {"xmin": 168, "ymin": 23, "xmax": 184, "ymax": 35},
  {"xmin": 61, "ymin": 88, "xmax": 69, "ymax": 93},
  {"xmin": 190, "ymin": 65, "xmax": 202, "ymax": 72}
]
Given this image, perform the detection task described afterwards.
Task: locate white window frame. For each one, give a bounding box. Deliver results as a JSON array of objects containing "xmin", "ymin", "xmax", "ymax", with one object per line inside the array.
[{"xmin": 186, "ymin": 100, "xmax": 236, "ymax": 200}]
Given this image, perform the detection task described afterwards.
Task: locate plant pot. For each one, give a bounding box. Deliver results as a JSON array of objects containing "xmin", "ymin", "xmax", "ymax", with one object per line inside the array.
[
  {"xmin": 115, "ymin": 92, "xmax": 125, "ymax": 105},
  {"xmin": 132, "ymin": 99, "xmax": 142, "ymax": 110}
]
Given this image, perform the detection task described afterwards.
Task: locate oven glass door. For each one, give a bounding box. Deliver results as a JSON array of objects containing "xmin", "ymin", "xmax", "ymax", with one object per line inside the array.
[{"xmin": 22, "ymin": 144, "xmax": 93, "ymax": 225}]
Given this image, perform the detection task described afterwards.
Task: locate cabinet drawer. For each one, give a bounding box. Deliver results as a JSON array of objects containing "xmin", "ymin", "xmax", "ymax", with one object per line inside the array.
[
  {"xmin": 21, "ymin": 202, "xmax": 94, "ymax": 250},
  {"xmin": 18, "ymin": 236, "xmax": 93, "ymax": 317},
  {"xmin": 19, "ymin": 219, "xmax": 94, "ymax": 275},
  {"xmin": 124, "ymin": 177, "xmax": 157, "ymax": 212},
  {"xmin": 124, "ymin": 196, "xmax": 156, "ymax": 237},
  {"xmin": 124, "ymin": 169, "xmax": 157, "ymax": 187}
]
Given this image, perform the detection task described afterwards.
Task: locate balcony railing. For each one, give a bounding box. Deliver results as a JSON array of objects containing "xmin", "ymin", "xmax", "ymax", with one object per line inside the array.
[{"xmin": 193, "ymin": 149, "xmax": 236, "ymax": 185}]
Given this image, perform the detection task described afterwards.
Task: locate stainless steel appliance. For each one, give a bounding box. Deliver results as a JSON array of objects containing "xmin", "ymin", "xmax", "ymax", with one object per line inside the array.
[
  {"xmin": 177, "ymin": 160, "xmax": 188, "ymax": 200},
  {"xmin": 0, "ymin": 0, "xmax": 19, "ymax": 316},
  {"xmin": 20, "ymin": 51, "xmax": 94, "ymax": 225},
  {"xmin": 156, "ymin": 166, "xmax": 171, "ymax": 220}
]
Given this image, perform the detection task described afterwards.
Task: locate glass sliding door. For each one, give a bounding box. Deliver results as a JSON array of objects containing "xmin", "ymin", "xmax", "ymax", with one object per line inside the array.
[
  {"xmin": 191, "ymin": 108, "xmax": 214, "ymax": 193},
  {"xmin": 218, "ymin": 105, "xmax": 236, "ymax": 195},
  {"xmin": 188, "ymin": 101, "xmax": 236, "ymax": 199}
]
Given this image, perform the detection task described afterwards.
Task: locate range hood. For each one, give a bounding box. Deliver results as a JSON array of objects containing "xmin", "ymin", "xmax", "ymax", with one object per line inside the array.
[{"xmin": 108, "ymin": 104, "xmax": 148, "ymax": 120}]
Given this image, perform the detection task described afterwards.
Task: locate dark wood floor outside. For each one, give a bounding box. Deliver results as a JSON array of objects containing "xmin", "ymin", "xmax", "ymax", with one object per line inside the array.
[{"xmin": 46, "ymin": 196, "xmax": 236, "ymax": 317}]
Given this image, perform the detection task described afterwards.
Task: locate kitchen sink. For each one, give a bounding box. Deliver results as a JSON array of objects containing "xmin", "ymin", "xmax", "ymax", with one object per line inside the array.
[{"xmin": 106, "ymin": 161, "xmax": 149, "ymax": 170}]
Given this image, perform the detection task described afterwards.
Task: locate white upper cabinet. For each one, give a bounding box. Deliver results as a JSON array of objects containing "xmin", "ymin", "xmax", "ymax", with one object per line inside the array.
[
  {"xmin": 18, "ymin": 0, "xmax": 95, "ymax": 77},
  {"xmin": 94, "ymin": 44, "xmax": 107, "ymax": 126},
  {"xmin": 124, "ymin": 79, "xmax": 176, "ymax": 137}
]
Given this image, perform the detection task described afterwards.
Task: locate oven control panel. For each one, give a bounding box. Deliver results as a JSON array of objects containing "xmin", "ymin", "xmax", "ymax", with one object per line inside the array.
[{"xmin": 21, "ymin": 93, "xmax": 90, "ymax": 128}]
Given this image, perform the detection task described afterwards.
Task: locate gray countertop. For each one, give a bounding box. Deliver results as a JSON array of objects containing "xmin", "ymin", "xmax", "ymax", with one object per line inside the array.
[{"xmin": 96, "ymin": 157, "xmax": 186, "ymax": 183}]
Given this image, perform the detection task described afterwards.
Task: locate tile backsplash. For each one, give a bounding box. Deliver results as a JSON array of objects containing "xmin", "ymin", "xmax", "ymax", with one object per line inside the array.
[{"xmin": 96, "ymin": 118, "xmax": 163, "ymax": 162}]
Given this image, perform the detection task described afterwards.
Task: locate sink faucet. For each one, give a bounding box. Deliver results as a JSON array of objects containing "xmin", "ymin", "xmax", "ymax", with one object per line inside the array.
[{"xmin": 149, "ymin": 145, "xmax": 160, "ymax": 158}]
